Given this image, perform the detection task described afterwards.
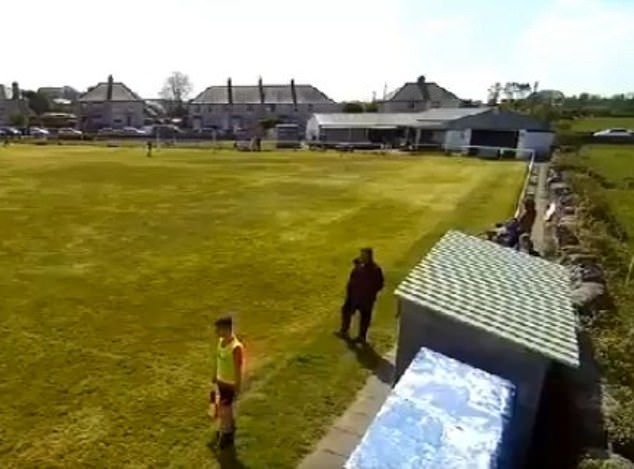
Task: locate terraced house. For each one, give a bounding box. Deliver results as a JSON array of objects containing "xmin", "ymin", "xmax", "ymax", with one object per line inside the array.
[
  {"xmin": 0, "ymin": 82, "xmax": 29, "ymax": 126},
  {"xmin": 78, "ymin": 75, "xmax": 144, "ymax": 130},
  {"xmin": 188, "ymin": 78, "xmax": 340, "ymax": 133}
]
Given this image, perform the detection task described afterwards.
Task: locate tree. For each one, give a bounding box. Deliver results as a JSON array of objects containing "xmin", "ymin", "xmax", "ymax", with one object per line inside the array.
[
  {"xmin": 22, "ymin": 90, "xmax": 50, "ymax": 116},
  {"xmin": 8, "ymin": 113, "xmax": 27, "ymax": 127},
  {"xmin": 159, "ymin": 71, "xmax": 193, "ymax": 103},
  {"xmin": 342, "ymin": 102, "xmax": 364, "ymax": 113},
  {"xmin": 487, "ymin": 82, "xmax": 502, "ymax": 105},
  {"xmin": 364, "ymin": 102, "xmax": 378, "ymax": 113}
]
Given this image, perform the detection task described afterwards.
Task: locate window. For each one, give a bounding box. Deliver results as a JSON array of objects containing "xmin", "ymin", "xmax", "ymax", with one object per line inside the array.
[
  {"xmin": 268, "ymin": 104, "xmax": 276, "ymax": 112},
  {"xmin": 408, "ymin": 101, "xmax": 415, "ymax": 109},
  {"xmin": 208, "ymin": 105, "xmax": 213, "ymax": 113},
  {"xmin": 247, "ymin": 104, "xmax": 254, "ymax": 112},
  {"xmin": 307, "ymin": 104, "xmax": 314, "ymax": 112}
]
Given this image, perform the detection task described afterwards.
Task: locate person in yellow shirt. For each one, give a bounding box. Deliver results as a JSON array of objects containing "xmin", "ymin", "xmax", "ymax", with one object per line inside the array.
[{"xmin": 211, "ymin": 316, "xmax": 244, "ymax": 450}]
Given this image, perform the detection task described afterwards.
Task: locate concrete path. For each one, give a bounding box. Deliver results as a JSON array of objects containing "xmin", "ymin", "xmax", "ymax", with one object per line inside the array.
[
  {"xmin": 531, "ymin": 162, "xmax": 549, "ymax": 252},
  {"xmin": 297, "ymin": 349, "xmax": 395, "ymax": 469}
]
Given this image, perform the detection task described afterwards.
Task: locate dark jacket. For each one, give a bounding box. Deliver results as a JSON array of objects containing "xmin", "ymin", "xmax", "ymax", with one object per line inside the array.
[{"xmin": 346, "ymin": 260, "xmax": 384, "ymax": 304}]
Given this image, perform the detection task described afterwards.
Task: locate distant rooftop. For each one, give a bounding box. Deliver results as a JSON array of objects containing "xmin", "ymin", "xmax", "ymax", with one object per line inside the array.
[
  {"xmin": 79, "ymin": 81, "xmax": 142, "ymax": 102},
  {"xmin": 191, "ymin": 82, "xmax": 335, "ymax": 105},
  {"xmin": 395, "ymin": 230, "xmax": 580, "ymax": 368},
  {"xmin": 384, "ymin": 77, "xmax": 461, "ymax": 103}
]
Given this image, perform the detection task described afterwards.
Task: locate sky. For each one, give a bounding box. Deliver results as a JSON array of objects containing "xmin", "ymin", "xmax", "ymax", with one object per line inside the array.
[{"xmin": 2, "ymin": 0, "xmax": 634, "ymax": 102}]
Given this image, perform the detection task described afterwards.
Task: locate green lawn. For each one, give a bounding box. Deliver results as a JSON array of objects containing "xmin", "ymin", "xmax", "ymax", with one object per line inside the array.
[
  {"xmin": 0, "ymin": 145, "xmax": 524, "ymax": 468},
  {"xmin": 568, "ymin": 117, "xmax": 634, "ymax": 133},
  {"xmin": 581, "ymin": 145, "xmax": 634, "ymax": 248}
]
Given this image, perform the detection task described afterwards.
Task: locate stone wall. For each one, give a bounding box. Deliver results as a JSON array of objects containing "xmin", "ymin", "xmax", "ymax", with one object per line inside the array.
[{"xmin": 542, "ymin": 163, "xmax": 634, "ymax": 468}]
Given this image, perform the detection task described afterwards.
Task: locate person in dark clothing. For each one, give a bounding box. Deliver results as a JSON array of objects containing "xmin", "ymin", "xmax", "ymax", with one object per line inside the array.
[
  {"xmin": 518, "ymin": 198, "xmax": 536, "ymax": 235},
  {"xmin": 339, "ymin": 248, "xmax": 384, "ymax": 344},
  {"xmin": 518, "ymin": 233, "xmax": 541, "ymax": 257},
  {"xmin": 146, "ymin": 140, "xmax": 153, "ymax": 157}
]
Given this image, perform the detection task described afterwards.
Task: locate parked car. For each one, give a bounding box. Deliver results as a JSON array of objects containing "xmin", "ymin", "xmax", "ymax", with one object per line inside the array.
[
  {"xmin": 29, "ymin": 127, "xmax": 50, "ymax": 137},
  {"xmin": 97, "ymin": 127, "xmax": 114, "ymax": 135},
  {"xmin": 57, "ymin": 128, "xmax": 83, "ymax": 139},
  {"xmin": 150, "ymin": 124, "xmax": 183, "ymax": 138},
  {"xmin": 122, "ymin": 126, "xmax": 147, "ymax": 136},
  {"xmin": 0, "ymin": 126, "xmax": 22, "ymax": 137},
  {"xmin": 593, "ymin": 128, "xmax": 633, "ymax": 137}
]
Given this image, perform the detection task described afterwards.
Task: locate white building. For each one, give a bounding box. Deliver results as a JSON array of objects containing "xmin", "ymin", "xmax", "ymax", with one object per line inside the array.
[
  {"xmin": 306, "ymin": 107, "xmax": 555, "ymax": 158},
  {"xmin": 78, "ymin": 75, "xmax": 145, "ymax": 130}
]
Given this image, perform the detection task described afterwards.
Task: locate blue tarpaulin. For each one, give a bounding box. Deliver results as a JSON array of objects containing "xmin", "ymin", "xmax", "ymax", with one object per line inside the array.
[{"xmin": 345, "ymin": 347, "xmax": 516, "ymax": 469}]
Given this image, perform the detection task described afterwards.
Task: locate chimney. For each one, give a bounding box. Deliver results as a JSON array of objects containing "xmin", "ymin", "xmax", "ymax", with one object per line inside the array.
[
  {"xmin": 106, "ymin": 75, "xmax": 114, "ymax": 101},
  {"xmin": 227, "ymin": 78, "xmax": 233, "ymax": 105},
  {"xmin": 258, "ymin": 76, "xmax": 265, "ymax": 104},
  {"xmin": 290, "ymin": 79, "xmax": 297, "ymax": 110},
  {"xmin": 11, "ymin": 81, "xmax": 20, "ymax": 100},
  {"xmin": 417, "ymin": 75, "xmax": 430, "ymax": 102}
]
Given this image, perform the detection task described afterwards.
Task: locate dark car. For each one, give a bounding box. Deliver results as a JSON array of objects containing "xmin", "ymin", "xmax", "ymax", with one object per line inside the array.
[
  {"xmin": 150, "ymin": 124, "xmax": 183, "ymax": 138},
  {"xmin": 0, "ymin": 126, "xmax": 21, "ymax": 137}
]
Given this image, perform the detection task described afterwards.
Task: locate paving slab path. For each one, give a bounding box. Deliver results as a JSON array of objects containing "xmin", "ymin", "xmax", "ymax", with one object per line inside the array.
[{"xmin": 297, "ymin": 349, "xmax": 395, "ymax": 469}]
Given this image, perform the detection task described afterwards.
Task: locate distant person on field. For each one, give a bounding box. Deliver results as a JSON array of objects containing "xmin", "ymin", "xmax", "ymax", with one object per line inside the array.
[
  {"xmin": 518, "ymin": 233, "xmax": 541, "ymax": 257},
  {"xmin": 146, "ymin": 140, "xmax": 153, "ymax": 157},
  {"xmin": 211, "ymin": 316, "xmax": 244, "ymax": 450},
  {"xmin": 339, "ymin": 248, "xmax": 384, "ymax": 344}
]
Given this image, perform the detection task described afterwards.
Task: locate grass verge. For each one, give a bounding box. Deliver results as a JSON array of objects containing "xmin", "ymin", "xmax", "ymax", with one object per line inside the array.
[{"xmin": 554, "ymin": 145, "xmax": 634, "ymax": 461}]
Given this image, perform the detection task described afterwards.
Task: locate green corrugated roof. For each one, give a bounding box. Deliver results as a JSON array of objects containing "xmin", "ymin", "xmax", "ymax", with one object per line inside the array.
[{"xmin": 395, "ymin": 230, "xmax": 580, "ymax": 368}]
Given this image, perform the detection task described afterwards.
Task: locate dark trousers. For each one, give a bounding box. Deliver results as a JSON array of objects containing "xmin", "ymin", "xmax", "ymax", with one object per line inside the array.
[{"xmin": 341, "ymin": 298, "xmax": 374, "ymax": 340}]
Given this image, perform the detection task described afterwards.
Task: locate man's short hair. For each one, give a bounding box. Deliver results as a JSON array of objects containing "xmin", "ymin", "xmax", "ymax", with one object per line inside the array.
[{"xmin": 215, "ymin": 316, "xmax": 233, "ymax": 328}]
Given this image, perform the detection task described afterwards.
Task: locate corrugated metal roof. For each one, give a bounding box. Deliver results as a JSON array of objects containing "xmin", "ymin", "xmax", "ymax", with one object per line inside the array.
[
  {"xmin": 415, "ymin": 107, "xmax": 489, "ymax": 121},
  {"xmin": 191, "ymin": 84, "xmax": 335, "ymax": 104},
  {"xmin": 313, "ymin": 107, "xmax": 490, "ymax": 129},
  {"xmin": 395, "ymin": 230, "xmax": 580, "ymax": 368},
  {"xmin": 313, "ymin": 113, "xmax": 429, "ymax": 128}
]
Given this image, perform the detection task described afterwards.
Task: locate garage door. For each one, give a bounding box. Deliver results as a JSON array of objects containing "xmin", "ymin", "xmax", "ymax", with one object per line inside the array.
[{"xmin": 470, "ymin": 129, "xmax": 519, "ymax": 148}]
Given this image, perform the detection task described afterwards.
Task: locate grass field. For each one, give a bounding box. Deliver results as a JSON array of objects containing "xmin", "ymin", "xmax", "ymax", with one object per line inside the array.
[
  {"xmin": 0, "ymin": 145, "xmax": 525, "ymax": 468},
  {"xmin": 581, "ymin": 145, "xmax": 634, "ymax": 248},
  {"xmin": 567, "ymin": 117, "xmax": 634, "ymax": 133}
]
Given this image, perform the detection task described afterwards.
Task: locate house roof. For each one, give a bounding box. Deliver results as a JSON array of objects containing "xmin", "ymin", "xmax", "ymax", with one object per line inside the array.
[
  {"xmin": 385, "ymin": 81, "xmax": 460, "ymax": 103},
  {"xmin": 312, "ymin": 107, "xmax": 489, "ymax": 129},
  {"xmin": 191, "ymin": 84, "xmax": 335, "ymax": 104},
  {"xmin": 395, "ymin": 230, "xmax": 580, "ymax": 368},
  {"xmin": 79, "ymin": 82, "xmax": 142, "ymax": 102}
]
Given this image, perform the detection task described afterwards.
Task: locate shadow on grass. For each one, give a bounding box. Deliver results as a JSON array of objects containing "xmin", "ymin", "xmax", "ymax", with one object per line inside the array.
[
  {"xmin": 207, "ymin": 442, "xmax": 250, "ymax": 469},
  {"xmin": 344, "ymin": 339, "xmax": 395, "ymax": 386}
]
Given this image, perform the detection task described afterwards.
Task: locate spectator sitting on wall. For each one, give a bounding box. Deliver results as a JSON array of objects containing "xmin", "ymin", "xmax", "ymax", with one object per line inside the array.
[
  {"xmin": 518, "ymin": 233, "xmax": 540, "ymax": 257},
  {"xmin": 499, "ymin": 218, "xmax": 521, "ymax": 248}
]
